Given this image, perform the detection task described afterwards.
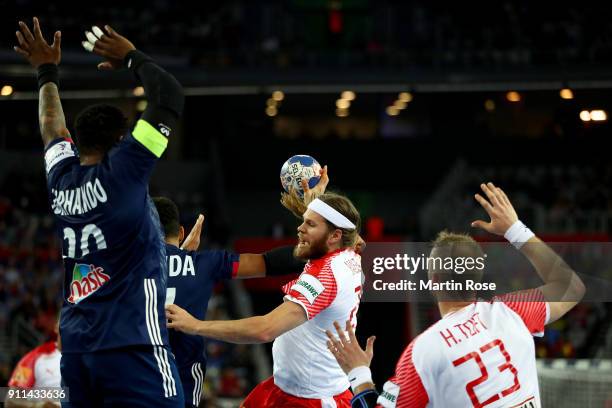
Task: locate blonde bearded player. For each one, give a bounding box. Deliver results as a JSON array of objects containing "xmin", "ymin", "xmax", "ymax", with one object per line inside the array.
[
  {"xmin": 325, "ymin": 183, "xmax": 585, "ymax": 408},
  {"xmin": 166, "ymin": 192, "xmax": 363, "ymax": 407}
]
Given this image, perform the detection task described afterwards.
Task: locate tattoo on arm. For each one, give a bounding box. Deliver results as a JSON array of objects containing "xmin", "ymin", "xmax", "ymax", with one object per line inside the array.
[{"xmin": 39, "ymin": 82, "xmax": 69, "ymax": 147}]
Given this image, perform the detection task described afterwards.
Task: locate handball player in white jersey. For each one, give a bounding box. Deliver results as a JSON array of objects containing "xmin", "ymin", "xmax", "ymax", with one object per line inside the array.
[
  {"xmin": 167, "ymin": 192, "xmax": 364, "ymax": 407},
  {"xmin": 326, "ymin": 182, "xmax": 585, "ymax": 408}
]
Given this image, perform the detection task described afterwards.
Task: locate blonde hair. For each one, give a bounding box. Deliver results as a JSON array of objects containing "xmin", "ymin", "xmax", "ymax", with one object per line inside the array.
[
  {"xmin": 433, "ymin": 230, "xmax": 479, "ymax": 247},
  {"xmin": 430, "ymin": 231, "xmax": 485, "ymax": 300},
  {"xmin": 318, "ymin": 192, "xmax": 361, "ymax": 248}
]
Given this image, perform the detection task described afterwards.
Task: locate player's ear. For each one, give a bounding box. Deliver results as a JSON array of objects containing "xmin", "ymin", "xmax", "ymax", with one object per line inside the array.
[
  {"xmin": 328, "ymin": 229, "xmax": 342, "ymax": 246},
  {"xmin": 179, "ymin": 226, "xmax": 185, "ymax": 243}
]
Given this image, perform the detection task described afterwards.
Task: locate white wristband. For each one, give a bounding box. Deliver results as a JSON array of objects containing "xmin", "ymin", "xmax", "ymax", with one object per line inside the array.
[
  {"xmin": 504, "ymin": 220, "xmax": 535, "ymax": 249},
  {"xmin": 348, "ymin": 366, "xmax": 373, "ymax": 391}
]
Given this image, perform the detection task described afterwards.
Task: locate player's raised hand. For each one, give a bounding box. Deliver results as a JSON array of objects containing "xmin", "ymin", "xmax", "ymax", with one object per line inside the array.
[
  {"xmin": 302, "ymin": 165, "xmax": 329, "ymax": 205},
  {"xmin": 81, "ymin": 25, "xmax": 135, "ymax": 70},
  {"xmin": 472, "ymin": 182, "xmax": 519, "ymax": 236},
  {"xmin": 166, "ymin": 304, "xmax": 200, "ymax": 335},
  {"xmin": 181, "ymin": 214, "xmax": 205, "ymax": 251},
  {"xmin": 280, "ymin": 165, "xmax": 329, "ymax": 217},
  {"xmin": 326, "ymin": 320, "xmax": 375, "ymax": 374},
  {"xmin": 14, "ymin": 17, "xmax": 61, "ymax": 68}
]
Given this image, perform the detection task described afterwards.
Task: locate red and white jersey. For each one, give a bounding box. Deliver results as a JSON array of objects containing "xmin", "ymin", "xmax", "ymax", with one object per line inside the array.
[
  {"xmin": 378, "ymin": 290, "xmax": 549, "ymax": 408},
  {"xmin": 273, "ymin": 248, "xmax": 363, "ymax": 398},
  {"xmin": 8, "ymin": 341, "xmax": 62, "ymax": 389}
]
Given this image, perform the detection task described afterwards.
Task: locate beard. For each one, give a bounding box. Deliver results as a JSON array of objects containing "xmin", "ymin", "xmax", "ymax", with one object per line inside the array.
[{"xmin": 293, "ymin": 236, "xmax": 329, "ymax": 261}]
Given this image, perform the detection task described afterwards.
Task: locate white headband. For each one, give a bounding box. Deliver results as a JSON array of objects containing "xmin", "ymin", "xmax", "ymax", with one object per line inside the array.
[{"xmin": 307, "ymin": 198, "xmax": 356, "ymax": 230}]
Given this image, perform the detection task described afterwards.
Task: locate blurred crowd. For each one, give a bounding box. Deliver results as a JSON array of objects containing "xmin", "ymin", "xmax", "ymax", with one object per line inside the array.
[
  {"xmin": 0, "ymin": 195, "xmax": 62, "ymax": 385},
  {"xmin": 4, "ymin": 1, "xmax": 612, "ymax": 69},
  {"xmin": 422, "ymin": 162, "xmax": 612, "ymax": 237},
  {"xmin": 536, "ymin": 303, "xmax": 609, "ymax": 359}
]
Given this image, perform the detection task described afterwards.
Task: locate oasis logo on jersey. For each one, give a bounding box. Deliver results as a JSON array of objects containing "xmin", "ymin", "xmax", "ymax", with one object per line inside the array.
[
  {"xmin": 51, "ymin": 178, "xmax": 108, "ymax": 216},
  {"xmin": 67, "ymin": 263, "xmax": 110, "ymax": 304}
]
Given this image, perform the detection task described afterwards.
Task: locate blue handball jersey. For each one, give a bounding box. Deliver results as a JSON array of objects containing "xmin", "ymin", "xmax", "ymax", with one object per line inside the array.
[
  {"xmin": 164, "ymin": 244, "xmax": 238, "ymax": 369},
  {"xmin": 44, "ymin": 120, "xmax": 172, "ymax": 353}
]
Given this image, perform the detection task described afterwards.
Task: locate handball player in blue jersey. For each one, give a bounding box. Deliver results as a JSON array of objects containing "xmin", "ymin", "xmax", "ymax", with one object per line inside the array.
[{"xmin": 14, "ymin": 19, "xmax": 185, "ymax": 407}]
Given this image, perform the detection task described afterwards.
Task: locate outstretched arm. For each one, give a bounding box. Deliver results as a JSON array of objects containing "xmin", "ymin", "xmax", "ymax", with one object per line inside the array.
[
  {"xmin": 82, "ymin": 25, "xmax": 184, "ymax": 153},
  {"xmin": 166, "ymin": 300, "xmax": 306, "ymax": 344},
  {"xmin": 472, "ymin": 182, "xmax": 586, "ymax": 324},
  {"xmin": 14, "ymin": 17, "xmax": 68, "ymax": 148},
  {"xmin": 179, "ymin": 214, "xmax": 303, "ymax": 278},
  {"xmin": 39, "ymin": 82, "xmax": 70, "ymax": 147}
]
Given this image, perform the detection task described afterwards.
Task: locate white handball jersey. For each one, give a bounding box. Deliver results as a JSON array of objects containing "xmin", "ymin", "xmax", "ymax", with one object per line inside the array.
[
  {"xmin": 8, "ymin": 341, "xmax": 62, "ymax": 389},
  {"xmin": 34, "ymin": 348, "xmax": 62, "ymax": 388},
  {"xmin": 377, "ymin": 290, "xmax": 549, "ymax": 408},
  {"xmin": 272, "ymin": 248, "xmax": 363, "ymax": 398}
]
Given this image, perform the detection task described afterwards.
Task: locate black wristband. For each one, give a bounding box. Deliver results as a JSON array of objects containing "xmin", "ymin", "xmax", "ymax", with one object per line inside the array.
[
  {"xmin": 124, "ymin": 49, "xmax": 154, "ymax": 71},
  {"xmin": 262, "ymin": 246, "xmax": 305, "ymax": 276},
  {"xmin": 37, "ymin": 63, "xmax": 59, "ymax": 90}
]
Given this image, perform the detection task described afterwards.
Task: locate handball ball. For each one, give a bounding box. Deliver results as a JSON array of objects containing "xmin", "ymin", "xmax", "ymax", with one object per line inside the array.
[{"xmin": 280, "ymin": 155, "xmax": 321, "ymax": 197}]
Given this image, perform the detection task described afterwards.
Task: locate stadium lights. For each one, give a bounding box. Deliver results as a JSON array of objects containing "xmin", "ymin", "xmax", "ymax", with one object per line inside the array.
[
  {"xmin": 266, "ymin": 105, "xmax": 278, "ymax": 117},
  {"xmin": 506, "ymin": 91, "xmax": 521, "ymax": 102},
  {"xmin": 579, "ymin": 110, "xmax": 608, "ymax": 122},
  {"xmin": 136, "ymin": 100, "xmax": 147, "ymax": 112},
  {"xmin": 579, "ymin": 110, "xmax": 591, "ymax": 122},
  {"xmin": 484, "ymin": 99, "xmax": 496, "ymax": 112},
  {"xmin": 560, "ymin": 88, "xmax": 574, "ymax": 100},
  {"xmin": 398, "ymin": 92, "xmax": 413, "ymax": 103},
  {"xmin": 386, "ymin": 106, "xmax": 399, "ymax": 116},
  {"xmin": 272, "ymin": 90, "xmax": 284, "ymax": 102},
  {"xmin": 394, "ymin": 100, "xmax": 407, "ymax": 110},
  {"xmin": 341, "ymin": 91, "xmax": 356, "ymax": 101},
  {"xmin": 590, "ymin": 110, "xmax": 607, "ymax": 121},
  {"xmin": 336, "ymin": 108, "xmax": 349, "ymax": 117},
  {"xmin": 1, "ymin": 85, "xmax": 13, "ymax": 96},
  {"xmin": 336, "ymin": 99, "xmax": 350, "ymax": 109},
  {"xmin": 266, "ymin": 92, "xmax": 282, "ymax": 116},
  {"xmin": 132, "ymin": 86, "xmax": 144, "ymax": 97}
]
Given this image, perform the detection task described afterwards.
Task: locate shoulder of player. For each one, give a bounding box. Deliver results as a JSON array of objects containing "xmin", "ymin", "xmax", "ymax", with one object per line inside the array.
[
  {"xmin": 15, "ymin": 341, "xmax": 54, "ymax": 368},
  {"xmin": 492, "ymin": 289, "xmax": 546, "ymax": 304},
  {"xmin": 166, "ymin": 244, "xmax": 207, "ymax": 257},
  {"xmin": 44, "ymin": 137, "xmax": 79, "ymax": 175},
  {"xmin": 36, "ymin": 341, "xmax": 57, "ymax": 355},
  {"xmin": 309, "ymin": 248, "xmax": 360, "ymax": 275},
  {"xmin": 485, "ymin": 296, "xmax": 545, "ymax": 334},
  {"xmin": 403, "ymin": 320, "xmax": 448, "ymax": 367},
  {"xmin": 165, "ymin": 243, "xmax": 184, "ymax": 254}
]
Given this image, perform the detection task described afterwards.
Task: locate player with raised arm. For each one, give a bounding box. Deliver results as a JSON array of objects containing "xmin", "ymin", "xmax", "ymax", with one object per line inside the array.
[
  {"xmin": 153, "ymin": 195, "xmax": 317, "ymax": 407},
  {"xmin": 153, "ymin": 166, "xmax": 350, "ymax": 407},
  {"xmin": 14, "ymin": 18, "xmax": 185, "ymax": 406},
  {"xmin": 325, "ymin": 182, "xmax": 585, "ymax": 408},
  {"xmin": 166, "ymin": 192, "xmax": 363, "ymax": 407}
]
